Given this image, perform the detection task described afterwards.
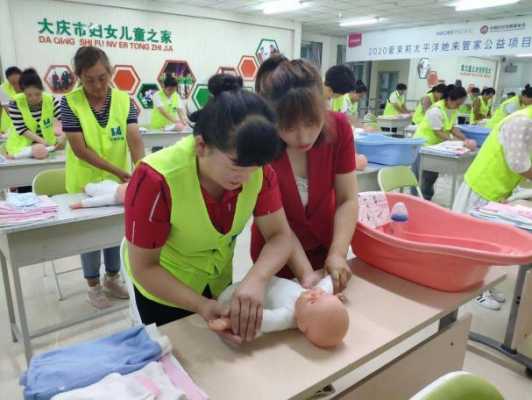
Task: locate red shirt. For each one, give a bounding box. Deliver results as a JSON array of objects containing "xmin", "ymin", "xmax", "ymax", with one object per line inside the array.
[
  {"xmin": 250, "ymin": 112, "xmax": 356, "ymax": 277},
  {"xmin": 125, "ymin": 163, "xmax": 282, "ymax": 249}
]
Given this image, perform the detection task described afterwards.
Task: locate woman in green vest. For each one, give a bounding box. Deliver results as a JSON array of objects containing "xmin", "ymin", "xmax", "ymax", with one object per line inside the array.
[
  {"xmin": 470, "ymin": 87, "xmax": 495, "ymax": 124},
  {"xmin": 324, "ymin": 64, "xmax": 356, "ymax": 112},
  {"xmin": 413, "ymin": 85, "xmax": 471, "ymax": 200},
  {"xmin": 453, "ymin": 105, "xmax": 532, "ymax": 310},
  {"xmin": 486, "ymin": 84, "xmax": 532, "ymax": 129},
  {"xmin": 61, "ymin": 46, "xmax": 145, "ymax": 309},
  {"xmin": 346, "ymin": 80, "xmax": 368, "ymax": 127},
  {"xmin": 124, "ymin": 74, "xmax": 292, "ymax": 343},
  {"xmin": 5, "ymin": 68, "xmax": 63, "ymax": 158},
  {"xmin": 150, "ymin": 75, "xmax": 187, "ymax": 130},
  {"xmin": 412, "ymin": 84, "xmax": 446, "ymax": 125},
  {"xmin": 0, "ymin": 66, "xmax": 21, "ymax": 135},
  {"xmin": 383, "ymin": 83, "xmax": 409, "ymax": 116}
]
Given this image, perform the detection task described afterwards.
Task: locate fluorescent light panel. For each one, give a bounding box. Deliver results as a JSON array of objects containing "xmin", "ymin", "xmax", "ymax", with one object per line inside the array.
[
  {"xmin": 339, "ymin": 17, "xmax": 382, "ymax": 27},
  {"xmin": 260, "ymin": 0, "xmax": 308, "ymax": 15},
  {"xmin": 516, "ymin": 53, "xmax": 532, "ymax": 58},
  {"xmin": 453, "ymin": 0, "xmax": 520, "ymax": 12}
]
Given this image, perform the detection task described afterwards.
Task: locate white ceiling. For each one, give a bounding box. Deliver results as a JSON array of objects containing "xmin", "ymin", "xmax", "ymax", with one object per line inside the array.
[{"xmin": 167, "ymin": 0, "xmax": 532, "ymax": 37}]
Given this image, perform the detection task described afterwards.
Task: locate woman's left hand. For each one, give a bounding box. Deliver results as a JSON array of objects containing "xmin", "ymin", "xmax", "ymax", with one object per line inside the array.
[
  {"xmin": 324, "ymin": 253, "xmax": 352, "ymax": 293},
  {"xmin": 230, "ymin": 276, "xmax": 266, "ymax": 342}
]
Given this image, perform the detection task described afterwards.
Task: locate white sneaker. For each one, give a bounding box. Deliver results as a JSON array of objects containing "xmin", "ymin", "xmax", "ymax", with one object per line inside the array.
[
  {"xmin": 103, "ymin": 274, "xmax": 130, "ymax": 299},
  {"xmin": 87, "ymin": 284, "xmax": 112, "ymax": 309},
  {"xmin": 488, "ymin": 288, "xmax": 506, "ymax": 303},
  {"xmin": 475, "ymin": 292, "xmax": 501, "ymax": 311}
]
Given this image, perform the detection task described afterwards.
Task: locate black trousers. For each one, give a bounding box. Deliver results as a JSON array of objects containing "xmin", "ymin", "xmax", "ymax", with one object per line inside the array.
[
  {"xmin": 411, "ymin": 155, "xmax": 439, "ymax": 201},
  {"xmin": 134, "ymin": 285, "xmax": 213, "ymax": 326}
]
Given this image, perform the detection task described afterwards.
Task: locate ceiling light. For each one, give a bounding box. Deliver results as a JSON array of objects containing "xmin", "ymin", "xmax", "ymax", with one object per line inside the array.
[
  {"xmin": 516, "ymin": 53, "xmax": 532, "ymax": 58},
  {"xmin": 452, "ymin": 0, "xmax": 520, "ymax": 12},
  {"xmin": 339, "ymin": 17, "xmax": 382, "ymax": 27},
  {"xmin": 260, "ymin": 0, "xmax": 308, "ymax": 15}
]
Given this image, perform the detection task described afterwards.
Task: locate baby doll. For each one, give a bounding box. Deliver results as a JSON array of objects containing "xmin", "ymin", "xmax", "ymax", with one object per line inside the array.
[
  {"xmin": 209, "ymin": 274, "xmax": 349, "ymax": 348},
  {"xmin": 70, "ymin": 180, "xmax": 128, "ymax": 209}
]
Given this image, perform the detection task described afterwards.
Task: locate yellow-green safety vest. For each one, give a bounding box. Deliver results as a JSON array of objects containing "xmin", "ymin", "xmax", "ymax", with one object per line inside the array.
[
  {"xmin": 330, "ymin": 95, "xmax": 347, "ymax": 113},
  {"xmin": 0, "ymin": 82, "xmax": 17, "ymax": 133},
  {"xmin": 464, "ymin": 105, "xmax": 532, "ymax": 202},
  {"xmin": 414, "ymin": 100, "xmax": 458, "ymax": 146},
  {"xmin": 413, "ymin": 92, "xmax": 435, "ymax": 125},
  {"xmin": 486, "ymin": 96, "xmax": 523, "ymax": 129},
  {"xmin": 470, "ymin": 96, "xmax": 491, "ymax": 125},
  {"xmin": 124, "ymin": 135, "xmax": 263, "ymax": 305},
  {"xmin": 65, "ymin": 87, "xmax": 130, "ymax": 193},
  {"xmin": 5, "ymin": 92, "xmax": 57, "ymax": 156},
  {"xmin": 383, "ymin": 91, "xmax": 405, "ymax": 116},
  {"xmin": 150, "ymin": 90, "xmax": 180, "ymax": 129},
  {"xmin": 347, "ymin": 96, "xmax": 359, "ymax": 117}
]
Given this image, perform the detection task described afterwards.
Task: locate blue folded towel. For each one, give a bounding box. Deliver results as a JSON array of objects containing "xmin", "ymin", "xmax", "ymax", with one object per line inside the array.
[{"xmin": 20, "ymin": 325, "xmax": 162, "ymax": 400}]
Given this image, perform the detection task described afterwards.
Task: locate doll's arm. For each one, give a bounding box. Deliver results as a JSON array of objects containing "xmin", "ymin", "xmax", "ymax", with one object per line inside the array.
[
  {"xmin": 71, "ymin": 193, "xmax": 120, "ymax": 209},
  {"xmin": 209, "ymin": 307, "xmax": 295, "ymax": 334}
]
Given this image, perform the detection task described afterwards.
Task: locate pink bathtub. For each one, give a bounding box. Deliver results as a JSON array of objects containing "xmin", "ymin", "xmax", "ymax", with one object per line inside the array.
[{"xmin": 352, "ymin": 193, "xmax": 532, "ymax": 292}]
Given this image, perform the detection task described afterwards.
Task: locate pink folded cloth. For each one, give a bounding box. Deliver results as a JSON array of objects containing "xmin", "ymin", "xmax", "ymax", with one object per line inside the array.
[
  {"xmin": 160, "ymin": 355, "xmax": 209, "ymax": 400},
  {"xmin": 0, "ymin": 195, "xmax": 58, "ymax": 226},
  {"xmin": 481, "ymin": 202, "xmax": 532, "ymax": 220}
]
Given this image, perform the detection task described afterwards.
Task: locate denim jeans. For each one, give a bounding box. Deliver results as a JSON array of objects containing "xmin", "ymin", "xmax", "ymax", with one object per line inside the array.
[{"xmin": 81, "ymin": 246, "xmax": 120, "ymax": 279}]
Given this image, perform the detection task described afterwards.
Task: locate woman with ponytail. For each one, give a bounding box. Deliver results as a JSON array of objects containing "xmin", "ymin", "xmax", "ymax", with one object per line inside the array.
[
  {"xmin": 486, "ymin": 84, "xmax": 532, "ymax": 129},
  {"xmin": 124, "ymin": 73, "xmax": 292, "ymax": 342}
]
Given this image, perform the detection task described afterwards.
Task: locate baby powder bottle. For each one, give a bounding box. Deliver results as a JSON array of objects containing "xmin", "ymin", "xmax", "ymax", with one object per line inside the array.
[{"xmin": 390, "ymin": 202, "xmax": 408, "ymax": 236}]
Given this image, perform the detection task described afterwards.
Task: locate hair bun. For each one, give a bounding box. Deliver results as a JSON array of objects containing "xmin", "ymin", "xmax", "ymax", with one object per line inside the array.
[{"xmin": 208, "ymin": 74, "xmax": 243, "ymax": 96}]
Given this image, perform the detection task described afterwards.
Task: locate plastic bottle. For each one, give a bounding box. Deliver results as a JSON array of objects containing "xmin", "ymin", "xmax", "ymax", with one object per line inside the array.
[{"xmin": 390, "ymin": 202, "xmax": 408, "ymax": 236}]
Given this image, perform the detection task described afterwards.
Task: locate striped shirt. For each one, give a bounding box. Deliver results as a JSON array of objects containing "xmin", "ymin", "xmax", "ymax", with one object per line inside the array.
[
  {"xmin": 61, "ymin": 89, "xmax": 138, "ymax": 133},
  {"xmin": 8, "ymin": 97, "xmax": 61, "ymax": 135}
]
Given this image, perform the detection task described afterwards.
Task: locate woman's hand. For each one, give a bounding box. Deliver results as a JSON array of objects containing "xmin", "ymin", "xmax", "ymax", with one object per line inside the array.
[
  {"xmin": 324, "ymin": 253, "xmax": 352, "ymax": 293},
  {"xmin": 199, "ymin": 299, "xmax": 242, "ymax": 345},
  {"xmin": 230, "ymin": 276, "xmax": 266, "ymax": 342},
  {"xmin": 115, "ymin": 169, "xmax": 131, "ymax": 183},
  {"xmin": 299, "ymin": 269, "xmax": 325, "ymax": 289}
]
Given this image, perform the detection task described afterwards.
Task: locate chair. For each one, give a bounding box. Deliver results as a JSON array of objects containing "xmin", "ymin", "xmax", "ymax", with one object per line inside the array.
[
  {"xmin": 120, "ymin": 238, "xmax": 142, "ymax": 325},
  {"xmin": 32, "ymin": 168, "xmax": 79, "ymax": 300},
  {"xmin": 378, "ymin": 165, "xmax": 422, "ymax": 196},
  {"xmin": 410, "ymin": 371, "xmax": 504, "ymax": 400}
]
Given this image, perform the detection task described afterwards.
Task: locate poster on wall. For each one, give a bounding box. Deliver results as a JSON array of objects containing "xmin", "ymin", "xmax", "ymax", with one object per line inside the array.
[
  {"xmin": 44, "ymin": 65, "xmax": 76, "ymax": 94},
  {"xmin": 158, "ymin": 60, "xmax": 196, "ymax": 99},
  {"xmin": 347, "ymin": 16, "xmax": 532, "ymax": 61},
  {"xmin": 137, "ymin": 83, "xmax": 160, "ymax": 109},
  {"xmin": 255, "ymin": 39, "xmax": 280, "ymax": 64}
]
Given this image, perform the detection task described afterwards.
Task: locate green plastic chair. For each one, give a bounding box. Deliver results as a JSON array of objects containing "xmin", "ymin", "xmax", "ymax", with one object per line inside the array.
[
  {"xmin": 32, "ymin": 168, "xmax": 75, "ymax": 300},
  {"xmin": 410, "ymin": 372, "xmax": 504, "ymax": 400},
  {"xmin": 32, "ymin": 168, "xmax": 66, "ymax": 196},
  {"xmin": 378, "ymin": 165, "xmax": 422, "ymax": 196}
]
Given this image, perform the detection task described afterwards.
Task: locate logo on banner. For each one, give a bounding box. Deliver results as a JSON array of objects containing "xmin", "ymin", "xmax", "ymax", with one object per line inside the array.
[
  {"xmin": 480, "ymin": 25, "xmax": 489, "ymax": 35},
  {"xmin": 348, "ymin": 33, "xmax": 362, "ymax": 48}
]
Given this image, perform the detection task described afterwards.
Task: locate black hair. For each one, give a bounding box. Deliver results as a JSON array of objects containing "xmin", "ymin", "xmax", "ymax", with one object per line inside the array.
[
  {"xmin": 324, "ymin": 65, "xmax": 356, "ymax": 94},
  {"xmin": 442, "ymin": 84, "xmax": 467, "ymax": 101},
  {"xmin": 454, "ymin": 79, "xmax": 463, "ymax": 87},
  {"xmin": 353, "ymin": 80, "xmax": 368, "ymax": 94},
  {"xmin": 507, "ymin": 92, "xmax": 516, "ymax": 97},
  {"xmin": 5, "ymin": 66, "xmax": 22, "ymax": 79},
  {"xmin": 471, "ymin": 87, "xmax": 480, "ymax": 95},
  {"xmin": 255, "ymin": 53, "xmax": 289, "ymax": 93},
  {"xmin": 430, "ymin": 83, "xmax": 447, "ymax": 94},
  {"xmin": 19, "ymin": 68, "xmax": 44, "ymax": 91},
  {"xmin": 481, "ymin": 87, "xmax": 496, "ymax": 96},
  {"xmin": 521, "ymin": 85, "xmax": 531, "ymax": 97},
  {"xmin": 163, "ymin": 76, "xmax": 178, "ymax": 88},
  {"xmin": 189, "ymin": 74, "xmax": 281, "ymax": 167},
  {"xmin": 396, "ymin": 83, "xmax": 407, "ymax": 91},
  {"xmin": 73, "ymin": 46, "xmax": 112, "ymax": 76}
]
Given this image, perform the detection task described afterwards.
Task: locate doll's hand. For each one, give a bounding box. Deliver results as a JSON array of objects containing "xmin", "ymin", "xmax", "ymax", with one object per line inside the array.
[
  {"xmin": 70, "ymin": 202, "xmax": 83, "ymax": 209},
  {"xmin": 300, "ymin": 269, "xmax": 325, "ymax": 289},
  {"xmin": 325, "ymin": 254, "xmax": 352, "ymax": 294}
]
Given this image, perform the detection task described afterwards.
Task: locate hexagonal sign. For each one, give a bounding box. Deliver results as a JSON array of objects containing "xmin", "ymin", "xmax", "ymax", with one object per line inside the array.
[
  {"xmin": 192, "ymin": 84, "xmax": 211, "ymax": 109},
  {"xmin": 137, "ymin": 83, "xmax": 160, "ymax": 109},
  {"xmin": 157, "ymin": 60, "xmax": 196, "ymax": 99},
  {"xmin": 255, "ymin": 39, "xmax": 280, "ymax": 64},
  {"xmin": 238, "ymin": 56, "xmax": 259, "ymax": 81},
  {"xmin": 44, "ymin": 65, "xmax": 76, "ymax": 94},
  {"xmin": 112, "ymin": 65, "xmax": 140, "ymax": 95},
  {"xmin": 216, "ymin": 66, "xmax": 239, "ymax": 76}
]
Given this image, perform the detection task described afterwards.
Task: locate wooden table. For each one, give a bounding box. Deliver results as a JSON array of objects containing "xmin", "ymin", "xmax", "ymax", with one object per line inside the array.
[
  {"xmin": 0, "ymin": 194, "xmax": 126, "ymax": 362},
  {"xmin": 418, "ymin": 149, "xmax": 476, "ymax": 206},
  {"xmin": 0, "ymin": 152, "xmax": 65, "ymax": 188},
  {"xmin": 469, "ymin": 199, "xmax": 532, "ymax": 375},
  {"xmin": 141, "ymin": 128, "xmax": 192, "ymax": 150},
  {"xmin": 161, "ymin": 260, "xmax": 505, "ymax": 400},
  {"xmin": 356, "ymin": 163, "xmax": 382, "ymax": 192}
]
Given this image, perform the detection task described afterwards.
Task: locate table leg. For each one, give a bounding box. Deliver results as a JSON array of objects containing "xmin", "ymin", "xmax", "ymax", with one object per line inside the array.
[
  {"xmin": 12, "ymin": 264, "xmax": 32, "ymax": 362},
  {"xmin": 450, "ymin": 173, "xmax": 457, "ymax": 207},
  {"xmin": 439, "ymin": 309, "xmax": 458, "ymax": 330},
  {"xmin": 0, "ymin": 250, "xmax": 17, "ymax": 342},
  {"xmin": 504, "ymin": 264, "xmax": 532, "ymax": 350}
]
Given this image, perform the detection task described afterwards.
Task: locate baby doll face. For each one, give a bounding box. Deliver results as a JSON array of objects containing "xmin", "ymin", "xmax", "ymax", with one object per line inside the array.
[{"xmin": 295, "ymin": 288, "xmax": 349, "ymax": 348}]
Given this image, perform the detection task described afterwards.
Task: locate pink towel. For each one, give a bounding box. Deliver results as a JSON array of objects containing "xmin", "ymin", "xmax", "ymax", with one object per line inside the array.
[{"xmin": 160, "ymin": 355, "xmax": 209, "ymax": 400}]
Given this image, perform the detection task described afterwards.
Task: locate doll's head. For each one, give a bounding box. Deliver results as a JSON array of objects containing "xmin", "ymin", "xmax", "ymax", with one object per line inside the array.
[
  {"xmin": 355, "ymin": 153, "xmax": 368, "ymax": 171},
  {"xmin": 115, "ymin": 183, "xmax": 128, "ymax": 204},
  {"xmin": 31, "ymin": 144, "xmax": 49, "ymax": 159},
  {"xmin": 295, "ymin": 287, "xmax": 349, "ymax": 348}
]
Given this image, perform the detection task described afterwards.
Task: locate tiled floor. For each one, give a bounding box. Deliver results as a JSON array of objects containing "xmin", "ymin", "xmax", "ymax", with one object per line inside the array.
[{"xmin": 2, "ymin": 175, "xmax": 531, "ymax": 398}]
